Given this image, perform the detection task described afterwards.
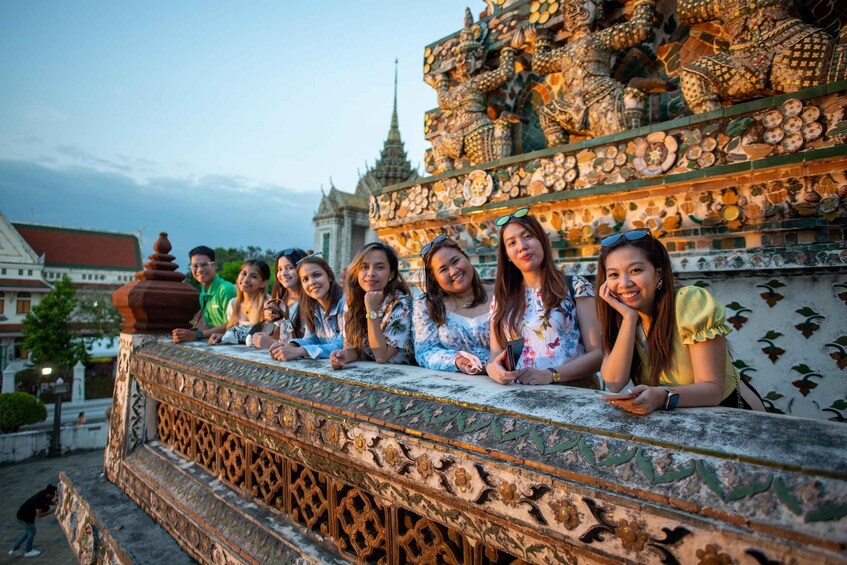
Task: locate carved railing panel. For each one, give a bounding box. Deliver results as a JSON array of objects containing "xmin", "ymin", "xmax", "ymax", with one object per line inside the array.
[{"xmin": 111, "ymin": 341, "xmax": 847, "ymax": 564}]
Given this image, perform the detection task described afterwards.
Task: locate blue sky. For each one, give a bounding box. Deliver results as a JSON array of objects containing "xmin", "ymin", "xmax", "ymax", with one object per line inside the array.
[{"xmin": 0, "ymin": 1, "xmax": 469, "ymax": 261}]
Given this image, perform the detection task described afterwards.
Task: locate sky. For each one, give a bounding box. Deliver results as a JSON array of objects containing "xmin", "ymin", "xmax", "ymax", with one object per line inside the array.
[{"xmin": 0, "ymin": 1, "xmax": 471, "ymax": 262}]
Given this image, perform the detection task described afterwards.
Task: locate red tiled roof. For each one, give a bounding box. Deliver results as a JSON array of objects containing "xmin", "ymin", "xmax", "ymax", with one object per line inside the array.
[
  {"xmin": 0, "ymin": 279, "xmax": 51, "ymax": 291},
  {"xmin": 13, "ymin": 223, "xmax": 142, "ymax": 270}
]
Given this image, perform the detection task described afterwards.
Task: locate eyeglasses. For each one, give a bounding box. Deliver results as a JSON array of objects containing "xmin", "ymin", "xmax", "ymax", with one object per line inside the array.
[
  {"xmin": 600, "ymin": 229, "xmax": 651, "ymax": 247},
  {"xmin": 495, "ymin": 207, "xmax": 530, "ymax": 227},
  {"xmin": 296, "ymin": 252, "xmax": 322, "ymax": 266},
  {"xmin": 419, "ymin": 234, "xmax": 448, "ymax": 257},
  {"xmin": 190, "ymin": 261, "xmax": 214, "ymax": 271}
]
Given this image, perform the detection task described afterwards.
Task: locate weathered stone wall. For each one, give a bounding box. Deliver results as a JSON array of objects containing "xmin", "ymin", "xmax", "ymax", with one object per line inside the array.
[{"xmin": 63, "ymin": 336, "xmax": 847, "ymax": 564}]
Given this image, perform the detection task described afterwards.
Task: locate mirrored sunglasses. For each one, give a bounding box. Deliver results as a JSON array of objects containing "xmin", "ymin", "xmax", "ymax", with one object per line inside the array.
[
  {"xmin": 600, "ymin": 229, "xmax": 651, "ymax": 247},
  {"xmin": 419, "ymin": 234, "xmax": 449, "ymax": 257},
  {"xmin": 295, "ymin": 251, "xmax": 323, "ymax": 266},
  {"xmin": 495, "ymin": 207, "xmax": 530, "ymax": 227}
]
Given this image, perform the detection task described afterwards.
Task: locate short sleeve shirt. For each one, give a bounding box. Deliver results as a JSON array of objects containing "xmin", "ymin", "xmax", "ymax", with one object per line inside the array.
[
  {"xmin": 200, "ymin": 275, "xmax": 236, "ymax": 328},
  {"xmin": 16, "ymin": 490, "xmax": 52, "ymax": 523}
]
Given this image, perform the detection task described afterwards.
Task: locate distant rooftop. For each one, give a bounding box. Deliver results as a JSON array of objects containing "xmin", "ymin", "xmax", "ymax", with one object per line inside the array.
[{"xmin": 13, "ymin": 223, "xmax": 142, "ymax": 271}]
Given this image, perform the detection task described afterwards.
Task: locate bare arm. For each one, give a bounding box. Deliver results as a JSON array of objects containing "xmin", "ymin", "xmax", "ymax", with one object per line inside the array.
[
  {"xmin": 556, "ymin": 296, "xmax": 603, "ymax": 381},
  {"xmin": 485, "ymin": 315, "xmax": 516, "ymax": 385},
  {"xmin": 598, "ymin": 282, "xmax": 639, "ymax": 391}
]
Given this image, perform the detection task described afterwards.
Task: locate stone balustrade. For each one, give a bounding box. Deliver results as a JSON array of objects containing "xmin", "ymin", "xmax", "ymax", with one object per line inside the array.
[{"xmin": 56, "ymin": 334, "xmax": 847, "ymax": 564}]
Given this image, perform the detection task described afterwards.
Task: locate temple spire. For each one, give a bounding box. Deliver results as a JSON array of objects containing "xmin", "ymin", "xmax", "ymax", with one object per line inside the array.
[{"xmin": 388, "ymin": 58, "xmax": 401, "ymax": 143}]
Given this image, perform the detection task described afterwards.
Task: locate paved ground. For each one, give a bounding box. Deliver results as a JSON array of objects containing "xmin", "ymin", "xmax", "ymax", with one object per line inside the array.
[{"xmin": 0, "ymin": 449, "xmax": 104, "ymax": 564}]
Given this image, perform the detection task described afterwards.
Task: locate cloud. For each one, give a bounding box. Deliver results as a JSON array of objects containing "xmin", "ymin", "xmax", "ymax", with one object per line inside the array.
[
  {"xmin": 0, "ymin": 159, "xmax": 321, "ymax": 265},
  {"xmin": 54, "ymin": 144, "xmax": 133, "ymax": 172}
]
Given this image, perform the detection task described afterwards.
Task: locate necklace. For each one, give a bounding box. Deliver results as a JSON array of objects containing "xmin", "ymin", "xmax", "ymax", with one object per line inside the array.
[{"xmin": 450, "ymin": 294, "xmax": 474, "ymax": 309}]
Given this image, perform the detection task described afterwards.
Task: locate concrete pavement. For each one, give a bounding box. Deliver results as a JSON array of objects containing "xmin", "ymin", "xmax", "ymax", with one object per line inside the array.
[{"xmin": 1, "ymin": 449, "xmax": 104, "ymax": 564}]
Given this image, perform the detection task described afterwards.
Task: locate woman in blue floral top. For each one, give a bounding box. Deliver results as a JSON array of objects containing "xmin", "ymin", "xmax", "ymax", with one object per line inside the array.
[
  {"xmin": 330, "ymin": 242, "xmax": 413, "ymax": 368},
  {"xmin": 413, "ymin": 236, "xmax": 492, "ymax": 374},
  {"xmin": 269, "ymin": 254, "xmax": 345, "ymax": 360},
  {"xmin": 486, "ymin": 208, "xmax": 602, "ymax": 386}
]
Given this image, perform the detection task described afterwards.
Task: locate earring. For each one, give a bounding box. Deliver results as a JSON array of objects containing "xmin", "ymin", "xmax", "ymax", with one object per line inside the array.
[{"xmin": 657, "ymin": 280, "xmax": 663, "ymax": 289}]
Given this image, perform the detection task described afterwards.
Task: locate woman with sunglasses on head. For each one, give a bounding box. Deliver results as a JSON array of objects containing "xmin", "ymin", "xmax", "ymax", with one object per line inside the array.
[
  {"xmin": 486, "ymin": 207, "xmax": 603, "ymax": 386},
  {"xmin": 269, "ymin": 253, "xmax": 345, "ymax": 361},
  {"xmin": 329, "ymin": 243, "xmax": 414, "ymax": 369},
  {"xmin": 597, "ymin": 230, "xmax": 766, "ymax": 414},
  {"xmin": 252, "ymin": 248, "xmax": 308, "ymax": 350},
  {"xmin": 413, "ymin": 235, "xmax": 492, "ymax": 374},
  {"xmin": 209, "ymin": 259, "xmax": 271, "ymax": 345}
]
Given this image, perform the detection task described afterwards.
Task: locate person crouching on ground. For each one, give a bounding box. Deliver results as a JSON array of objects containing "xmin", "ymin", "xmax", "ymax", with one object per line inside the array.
[
  {"xmin": 8, "ymin": 484, "xmax": 56, "ymax": 558},
  {"xmin": 330, "ymin": 242, "xmax": 414, "ymax": 369}
]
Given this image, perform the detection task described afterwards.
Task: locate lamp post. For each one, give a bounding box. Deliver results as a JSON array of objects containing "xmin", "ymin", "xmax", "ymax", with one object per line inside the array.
[{"xmin": 48, "ymin": 371, "xmax": 68, "ymax": 458}]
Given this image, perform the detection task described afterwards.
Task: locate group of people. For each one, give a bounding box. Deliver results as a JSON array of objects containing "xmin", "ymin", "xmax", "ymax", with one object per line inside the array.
[{"xmin": 172, "ymin": 207, "xmax": 765, "ymax": 416}]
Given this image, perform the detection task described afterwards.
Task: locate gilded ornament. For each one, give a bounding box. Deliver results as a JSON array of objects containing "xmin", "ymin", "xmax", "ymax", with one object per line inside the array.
[
  {"xmin": 614, "ymin": 519, "xmax": 648, "ymax": 552},
  {"xmin": 454, "ymin": 467, "xmax": 472, "ymax": 492},
  {"xmin": 695, "ymin": 544, "xmax": 733, "ymax": 565},
  {"xmin": 384, "ymin": 444, "xmax": 398, "ymax": 466},
  {"xmin": 417, "ymin": 454, "xmax": 434, "ymax": 478},
  {"xmin": 551, "ymin": 499, "xmax": 581, "ymax": 530},
  {"xmin": 326, "ymin": 424, "xmax": 340, "ymax": 446},
  {"xmin": 498, "ymin": 482, "xmax": 518, "ymax": 507}
]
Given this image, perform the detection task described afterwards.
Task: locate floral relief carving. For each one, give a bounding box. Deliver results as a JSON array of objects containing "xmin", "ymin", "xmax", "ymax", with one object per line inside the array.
[
  {"xmin": 696, "ymin": 543, "xmax": 733, "ymax": 565},
  {"xmin": 384, "ymin": 444, "xmax": 399, "ymax": 466},
  {"xmin": 454, "ymin": 468, "xmax": 472, "ymax": 493},
  {"xmin": 550, "ymin": 499, "xmax": 580, "ymax": 530},
  {"xmin": 632, "ymin": 132, "xmax": 678, "ymax": 177},
  {"xmin": 498, "ymin": 482, "xmax": 518, "ymax": 507},
  {"xmin": 417, "ymin": 455, "xmax": 434, "ymax": 479},
  {"xmin": 614, "ymin": 519, "xmax": 648, "ymax": 552}
]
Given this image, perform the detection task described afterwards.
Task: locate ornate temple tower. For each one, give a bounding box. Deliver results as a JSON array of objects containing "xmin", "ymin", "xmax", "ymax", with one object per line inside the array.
[{"xmin": 313, "ymin": 60, "xmax": 417, "ymax": 275}]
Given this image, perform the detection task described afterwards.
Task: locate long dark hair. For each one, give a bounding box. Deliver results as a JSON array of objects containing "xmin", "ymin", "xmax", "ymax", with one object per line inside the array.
[
  {"xmin": 492, "ymin": 213, "xmax": 567, "ymax": 347},
  {"xmin": 596, "ymin": 234, "xmax": 675, "ymax": 386},
  {"xmin": 228, "ymin": 259, "xmax": 270, "ymax": 328},
  {"xmin": 344, "ymin": 242, "xmax": 410, "ymax": 351},
  {"xmin": 422, "ymin": 238, "xmax": 487, "ymax": 325},
  {"xmin": 271, "ymin": 248, "xmax": 308, "ymax": 336},
  {"xmin": 296, "ymin": 255, "xmax": 344, "ymax": 335}
]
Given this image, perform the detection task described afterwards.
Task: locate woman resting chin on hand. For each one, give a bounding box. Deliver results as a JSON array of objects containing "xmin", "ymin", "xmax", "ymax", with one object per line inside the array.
[{"xmin": 596, "ymin": 229, "xmax": 766, "ymax": 415}]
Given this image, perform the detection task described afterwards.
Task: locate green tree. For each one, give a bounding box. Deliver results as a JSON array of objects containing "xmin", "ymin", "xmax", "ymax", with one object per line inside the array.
[
  {"xmin": 22, "ymin": 276, "xmax": 86, "ymax": 376},
  {"xmin": 76, "ymin": 292, "xmax": 122, "ymax": 348}
]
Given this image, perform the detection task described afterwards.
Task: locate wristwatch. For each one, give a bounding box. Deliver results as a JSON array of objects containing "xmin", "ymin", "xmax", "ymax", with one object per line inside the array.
[
  {"xmin": 663, "ymin": 389, "xmax": 680, "ymax": 410},
  {"xmin": 367, "ymin": 310, "xmax": 378, "ymax": 320},
  {"xmin": 548, "ymin": 367, "xmax": 561, "ymax": 384},
  {"xmin": 195, "ymin": 330, "xmax": 204, "ymax": 340}
]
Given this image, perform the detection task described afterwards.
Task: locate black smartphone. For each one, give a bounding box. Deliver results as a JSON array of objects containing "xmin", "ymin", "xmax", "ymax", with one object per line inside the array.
[{"xmin": 505, "ymin": 338, "xmax": 524, "ymax": 371}]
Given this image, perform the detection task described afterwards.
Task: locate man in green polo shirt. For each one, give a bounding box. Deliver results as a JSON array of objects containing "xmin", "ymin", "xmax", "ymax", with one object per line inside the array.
[{"xmin": 172, "ymin": 246, "xmax": 236, "ymax": 343}]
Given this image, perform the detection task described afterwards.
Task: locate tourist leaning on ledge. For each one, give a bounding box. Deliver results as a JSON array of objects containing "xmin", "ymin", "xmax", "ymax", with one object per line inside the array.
[
  {"xmin": 208, "ymin": 259, "xmax": 271, "ymax": 345},
  {"xmin": 330, "ymin": 243, "xmax": 414, "ymax": 369},
  {"xmin": 486, "ymin": 207, "xmax": 603, "ymax": 387},
  {"xmin": 270, "ymin": 254, "xmax": 345, "ymax": 361},
  {"xmin": 596, "ymin": 229, "xmax": 767, "ymax": 414},
  {"xmin": 251, "ymin": 247, "xmax": 309, "ymax": 350},
  {"xmin": 172, "ymin": 245, "xmax": 236, "ymax": 343},
  {"xmin": 413, "ymin": 235, "xmax": 492, "ymax": 374}
]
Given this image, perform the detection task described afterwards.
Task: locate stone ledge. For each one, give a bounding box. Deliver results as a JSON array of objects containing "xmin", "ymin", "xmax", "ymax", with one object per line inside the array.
[{"xmin": 56, "ymin": 467, "xmax": 194, "ymax": 564}]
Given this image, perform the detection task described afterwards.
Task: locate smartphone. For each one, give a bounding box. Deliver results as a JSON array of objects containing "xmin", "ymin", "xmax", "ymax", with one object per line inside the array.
[
  {"xmin": 598, "ymin": 392, "xmax": 636, "ymax": 400},
  {"xmin": 504, "ymin": 338, "xmax": 524, "ymax": 371}
]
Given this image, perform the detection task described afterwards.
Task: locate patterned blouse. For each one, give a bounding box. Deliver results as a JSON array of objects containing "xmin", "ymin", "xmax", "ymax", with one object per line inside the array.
[
  {"xmin": 413, "ymin": 294, "xmax": 490, "ymax": 372},
  {"xmin": 355, "ymin": 290, "xmax": 414, "ymax": 364},
  {"xmin": 290, "ymin": 293, "xmax": 346, "ymax": 359},
  {"xmin": 490, "ymin": 275, "xmax": 594, "ymax": 370}
]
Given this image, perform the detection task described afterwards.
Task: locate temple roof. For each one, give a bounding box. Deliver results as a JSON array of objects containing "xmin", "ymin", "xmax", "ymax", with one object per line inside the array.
[
  {"xmin": 358, "ymin": 59, "xmax": 417, "ymax": 197},
  {"xmin": 13, "ymin": 223, "xmax": 143, "ymax": 270}
]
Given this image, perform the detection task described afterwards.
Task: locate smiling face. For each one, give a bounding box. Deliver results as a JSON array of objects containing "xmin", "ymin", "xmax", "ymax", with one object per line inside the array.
[
  {"xmin": 189, "ymin": 254, "xmax": 217, "ymax": 286},
  {"xmin": 603, "ymin": 245, "xmax": 662, "ymax": 314},
  {"xmin": 276, "ymin": 256, "xmax": 299, "ymax": 291},
  {"xmin": 299, "ymin": 263, "xmax": 331, "ymax": 302},
  {"xmin": 502, "ymin": 222, "xmax": 544, "ymax": 274},
  {"xmin": 357, "ymin": 249, "xmax": 393, "ymax": 293},
  {"xmin": 430, "ymin": 247, "xmax": 473, "ymax": 295},
  {"xmin": 237, "ymin": 264, "xmax": 267, "ymax": 295}
]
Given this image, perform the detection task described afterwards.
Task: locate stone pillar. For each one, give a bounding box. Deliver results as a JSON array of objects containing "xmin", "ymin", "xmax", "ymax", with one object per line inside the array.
[
  {"xmin": 1, "ymin": 365, "xmax": 15, "ymax": 394},
  {"xmin": 72, "ymin": 361, "xmax": 85, "ymax": 403}
]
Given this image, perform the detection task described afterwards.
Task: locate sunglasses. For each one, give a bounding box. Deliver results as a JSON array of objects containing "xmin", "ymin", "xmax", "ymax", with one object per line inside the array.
[
  {"xmin": 419, "ymin": 234, "xmax": 449, "ymax": 257},
  {"xmin": 600, "ymin": 229, "xmax": 652, "ymax": 247},
  {"xmin": 295, "ymin": 251, "xmax": 323, "ymax": 266},
  {"xmin": 274, "ymin": 248, "xmax": 301, "ymax": 260},
  {"xmin": 495, "ymin": 207, "xmax": 530, "ymax": 227}
]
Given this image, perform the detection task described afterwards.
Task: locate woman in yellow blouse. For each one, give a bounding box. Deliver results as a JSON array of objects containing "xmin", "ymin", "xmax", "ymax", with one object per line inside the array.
[{"xmin": 596, "ymin": 229, "xmax": 765, "ymax": 414}]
